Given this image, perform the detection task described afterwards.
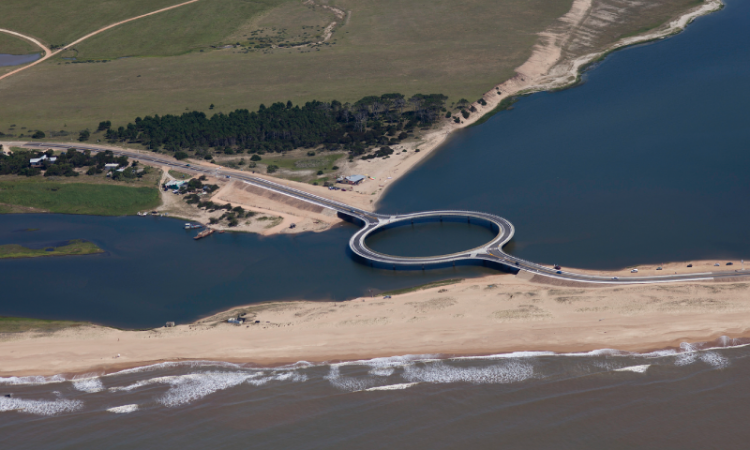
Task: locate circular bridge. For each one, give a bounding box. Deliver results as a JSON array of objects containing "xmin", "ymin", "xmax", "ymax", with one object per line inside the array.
[{"xmin": 348, "ymin": 211, "xmax": 515, "ymax": 270}]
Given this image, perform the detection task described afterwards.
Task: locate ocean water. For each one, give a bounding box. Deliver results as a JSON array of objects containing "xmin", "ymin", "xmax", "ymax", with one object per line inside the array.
[{"xmin": 1, "ymin": 338, "xmax": 749, "ymax": 449}]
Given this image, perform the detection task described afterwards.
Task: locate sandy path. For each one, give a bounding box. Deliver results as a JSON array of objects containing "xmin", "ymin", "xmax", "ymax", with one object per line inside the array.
[{"xmin": 0, "ymin": 0, "xmax": 201, "ymax": 83}]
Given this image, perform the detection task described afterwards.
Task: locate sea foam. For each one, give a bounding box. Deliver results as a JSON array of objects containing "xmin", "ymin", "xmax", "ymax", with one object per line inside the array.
[
  {"xmin": 364, "ymin": 383, "xmax": 420, "ymax": 391},
  {"xmin": 106, "ymin": 404, "xmax": 139, "ymax": 414},
  {"xmin": 614, "ymin": 365, "xmax": 650, "ymax": 373},
  {"xmin": 0, "ymin": 396, "xmax": 83, "ymax": 416},
  {"xmin": 401, "ymin": 361, "xmax": 534, "ymax": 385}
]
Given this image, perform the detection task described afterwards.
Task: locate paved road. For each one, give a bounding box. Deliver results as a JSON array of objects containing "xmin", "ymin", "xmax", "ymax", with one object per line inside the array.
[{"xmin": 25, "ymin": 142, "xmax": 750, "ymax": 285}]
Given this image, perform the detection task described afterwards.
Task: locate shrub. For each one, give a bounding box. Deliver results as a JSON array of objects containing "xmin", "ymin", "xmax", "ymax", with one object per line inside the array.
[
  {"xmin": 331, "ymin": 165, "xmax": 339, "ymax": 170},
  {"xmin": 174, "ymin": 151, "xmax": 189, "ymax": 160},
  {"xmin": 453, "ymin": 117, "xmax": 461, "ymax": 124},
  {"xmin": 32, "ymin": 131, "xmax": 45, "ymax": 139},
  {"xmin": 307, "ymin": 151, "xmax": 316, "ymax": 156},
  {"xmin": 478, "ymin": 98, "xmax": 487, "ymax": 106},
  {"xmin": 250, "ymin": 154, "xmax": 262, "ymax": 161},
  {"xmin": 461, "ymin": 110, "xmax": 470, "ymax": 119},
  {"xmin": 317, "ymin": 170, "xmax": 324, "ymax": 175},
  {"xmin": 78, "ymin": 129, "xmax": 90, "ymax": 142},
  {"xmin": 267, "ymin": 164, "xmax": 279, "ymax": 174},
  {"xmin": 445, "ymin": 111, "xmax": 452, "ymax": 118}
]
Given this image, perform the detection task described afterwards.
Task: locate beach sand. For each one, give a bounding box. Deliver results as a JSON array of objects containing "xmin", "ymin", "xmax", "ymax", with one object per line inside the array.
[{"xmin": 2, "ymin": 262, "xmax": 749, "ymax": 377}]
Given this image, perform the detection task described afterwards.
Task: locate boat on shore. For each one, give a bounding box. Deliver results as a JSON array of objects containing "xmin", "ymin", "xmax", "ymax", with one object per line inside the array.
[
  {"xmin": 194, "ymin": 228, "xmax": 215, "ymax": 240},
  {"xmin": 185, "ymin": 223, "xmax": 203, "ymax": 230}
]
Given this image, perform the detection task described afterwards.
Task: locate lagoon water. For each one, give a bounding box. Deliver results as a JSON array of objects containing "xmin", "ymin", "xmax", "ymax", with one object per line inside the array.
[
  {"xmin": 0, "ymin": 53, "xmax": 40, "ymax": 67},
  {"xmin": 379, "ymin": 0, "xmax": 750, "ymax": 269},
  {"xmin": 2, "ymin": 1, "xmax": 750, "ymax": 446}
]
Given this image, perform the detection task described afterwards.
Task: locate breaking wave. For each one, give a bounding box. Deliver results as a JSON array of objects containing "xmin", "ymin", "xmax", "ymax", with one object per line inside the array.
[
  {"xmin": 0, "ymin": 396, "xmax": 83, "ymax": 416},
  {"xmin": 107, "ymin": 404, "xmax": 139, "ymax": 414},
  {"xmin": 401, "ymin": 361, "xmax": 534, "ymax": 385}
]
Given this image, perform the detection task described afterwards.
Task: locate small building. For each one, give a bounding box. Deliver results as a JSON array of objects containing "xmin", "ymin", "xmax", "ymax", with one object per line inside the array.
[
  {"xmin": 104, "ymin": 163, "xmax": 120, "ymax": 170},
  {"xmin": 340, "ymin": 175, "xmax": 365, "ymax": 185},
  {"xmin": 29, "ymin": 155, "xmax": 57, "ymax": 168},
  {"xmin": 165, "ymin": 180, "xmax": 187, "ymax": 189}
]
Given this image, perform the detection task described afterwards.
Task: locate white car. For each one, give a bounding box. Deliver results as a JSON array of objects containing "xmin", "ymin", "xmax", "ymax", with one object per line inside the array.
[{"xmin": 631, "ymin": 269, "xmax": 638, "ymax": 273}]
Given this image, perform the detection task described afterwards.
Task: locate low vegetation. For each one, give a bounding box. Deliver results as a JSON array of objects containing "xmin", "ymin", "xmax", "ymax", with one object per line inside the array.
[
  {"xmin": 0, "ymin": 179, "xmax": 160, "ymax": 215},
  {"xmin": 0, "ymin": 316, "xmax": 88, "ymax": 334},
  {"xmin": 0, "ymin": 239, "xmax": 103, "ymax": 259}
]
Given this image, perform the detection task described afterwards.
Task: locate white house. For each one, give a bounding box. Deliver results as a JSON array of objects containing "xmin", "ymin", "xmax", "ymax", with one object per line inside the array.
[{"xmin": 29, "ymin": 154, "xmax": 58, "ymax": 168}]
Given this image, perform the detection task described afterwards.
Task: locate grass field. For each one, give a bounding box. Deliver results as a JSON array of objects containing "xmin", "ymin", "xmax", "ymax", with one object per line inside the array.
[
  {"xmin": 0, "ymin": 316, "xmax": 87, "ymax": 334},
  {"xmin": 0, "ymin": 33, "xmax": 38, "ymax": 55},
  {"xmin": 0, "ymin": 179, "xmax": 160, "ymax": 215},
  {"xmin": 0, "ymin": 0, "xmax": 572, "ymax": 133},
  {"xmin": 0, "ymin": 239, "xmax": 103, "ymax": 259},
  {"xmin": 0, "ymin": 0, "xmax": 184, "ymax": 48},
  {"xmin": 0, "ymin": 0, "xmax": 703, "ymax": 137}
]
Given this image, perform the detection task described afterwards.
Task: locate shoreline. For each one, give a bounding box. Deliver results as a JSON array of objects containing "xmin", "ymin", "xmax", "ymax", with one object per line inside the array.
[
  {"xmin": 2, "ymin": 262, "xmax": 749, "ymax": 377},
  {"xmin": 0, "ymin": 1, "xmax": 723, "ymax": 233}
]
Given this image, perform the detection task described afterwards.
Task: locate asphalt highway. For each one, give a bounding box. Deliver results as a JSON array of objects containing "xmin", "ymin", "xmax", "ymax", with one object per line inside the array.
[{"xmin": 25, "ymin": 142, "xmax": 750, "ymax": 285}]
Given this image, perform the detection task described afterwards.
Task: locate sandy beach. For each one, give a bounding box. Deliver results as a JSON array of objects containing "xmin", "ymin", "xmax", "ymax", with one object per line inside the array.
[
  {"xmin": 0, "ymin": 1, "xmax": 734, "ymax": 379},
  {"xmin": 2, "ymin": 259, "xmax": 749, "ymax": 377}
]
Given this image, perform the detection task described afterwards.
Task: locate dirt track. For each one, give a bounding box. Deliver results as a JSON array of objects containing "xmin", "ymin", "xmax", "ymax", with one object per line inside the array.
[{"xmin": 0, "ymin": 0, "xmax": 201, "ymax": 82}]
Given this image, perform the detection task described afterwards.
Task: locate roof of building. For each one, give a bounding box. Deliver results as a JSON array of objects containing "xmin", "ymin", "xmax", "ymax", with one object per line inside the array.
[
  {"xmin": 345, "ymin": 175, "xmax": 365, "ymax": 183},
  {"xmin": 29, "ymin": 155, "xmax": 57, "ymax": 164}
]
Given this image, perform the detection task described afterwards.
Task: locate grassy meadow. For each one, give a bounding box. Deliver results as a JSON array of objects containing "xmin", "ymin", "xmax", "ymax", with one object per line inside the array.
[
  {"xmin": 0, "ymin": 0, "xmax": 704, "ymax": 139},
  {"xmin": 0, "ymin": 0, "xmax": 572, "ymax": 134},
  {"xmin": 0, "ymin": 179, "xmax": 160, "ymax": 215},
  {"xmin": 0, "ymin": 33, "xmax": 38, "ymax": 55},
  {"xmin": 0, "ymin": 0, "xmax": 184, "ymax": 48}
]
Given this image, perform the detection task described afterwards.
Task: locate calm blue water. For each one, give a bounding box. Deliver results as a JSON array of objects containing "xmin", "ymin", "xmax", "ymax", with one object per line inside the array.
[
  {"xmin": 2, "ymin": 0, "xmax": 749, "ymax": 328},
  {"xmin": 379, "ymin": 0, "xmax": 750, "ymax": 269},
  {"xmin": 0, "ymin": 53, "xmax": 40, "ymax": 67},
  {"xmin": 0, "ymin": 214, "xmax": 494, "ymax": 328}
]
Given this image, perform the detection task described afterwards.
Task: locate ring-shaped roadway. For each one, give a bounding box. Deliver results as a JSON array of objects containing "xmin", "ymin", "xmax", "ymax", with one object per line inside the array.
[{"xmin": 348, "ymin": 210, "xmax": 514, "ymax": 270}]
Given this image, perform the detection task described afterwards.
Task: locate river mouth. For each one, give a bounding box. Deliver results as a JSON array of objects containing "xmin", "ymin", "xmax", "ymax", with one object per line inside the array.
[
  {"xmin": 0, "ymin": 53, "xmax": 41, "ymax": 67},
  {"xmin": 364, "ymin": 220, "xmax": 498, "ymax": 258}
]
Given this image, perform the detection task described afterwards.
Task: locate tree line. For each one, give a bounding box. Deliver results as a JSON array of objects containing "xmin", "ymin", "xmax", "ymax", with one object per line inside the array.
[{"xmin": 98, "ymin": 93, "xmax": 448, "ymax": 158}]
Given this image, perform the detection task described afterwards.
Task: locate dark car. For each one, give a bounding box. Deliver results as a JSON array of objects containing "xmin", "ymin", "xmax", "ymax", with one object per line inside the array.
[
  {"xmin": 727, "ymin": 262, "xmax": 733, "ymax": 265},
  {"xmin": 556, "ymin": 270, "xmax": 562, "ymax": 274}
]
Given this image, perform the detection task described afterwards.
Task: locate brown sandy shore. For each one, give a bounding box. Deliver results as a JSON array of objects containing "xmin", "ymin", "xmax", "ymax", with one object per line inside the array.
[{"xmin": 2, "ymin": 260, "xmax": 749, "ymax": 377}]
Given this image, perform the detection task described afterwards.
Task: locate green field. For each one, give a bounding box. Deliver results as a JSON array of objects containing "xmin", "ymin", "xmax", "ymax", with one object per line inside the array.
[
  {"xmin": 0, "ymin": 239, "xmax": 103, "ymax": 259},
  {"xmin": 0, "ymin": 0, "xmax": 571, "ymax": 134},
  {"xmin": 0, "ymin": 0, "xmax": 704, "ymax": 138},
  {"xmin": 0, "ymin": 316, "xmax": 87, "ymax": 334},
  {"xmin": 0, "ymin": 179, "xmax": 160, "ymax": 215},
  {"xmin": 0, "ymin": 0, "xmax": 183, "ymax": 48},
  {"xmin": 0, "ymin": 32, "xmax": 38, "ymax": 55}
]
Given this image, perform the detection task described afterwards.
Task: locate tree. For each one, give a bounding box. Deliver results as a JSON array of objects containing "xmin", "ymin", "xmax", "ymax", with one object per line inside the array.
[
  {"xmin": 97, "ymin": 121, "xmax": 111, "ymax": 131},
  {"xmin": 209, "ymin": 104, "xmax": 215, "ymax": 109},
  {"xmin": 78, "ymin": 129, "xmax": 90, "ymax": 142},
  {"xmin": 250, "ymin": 154, "xmax": 262, "ymax": 161},
  {"xmin": 32, "ymin": 131, "xmax": 45, "ymax": 139},
  {"xmin": 267, "ymin": 164, "xmax": 279, "ymax": 174},
  {"xmin": 174, "ymin": 151, "xmax": 189, "ymax": 160}
]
